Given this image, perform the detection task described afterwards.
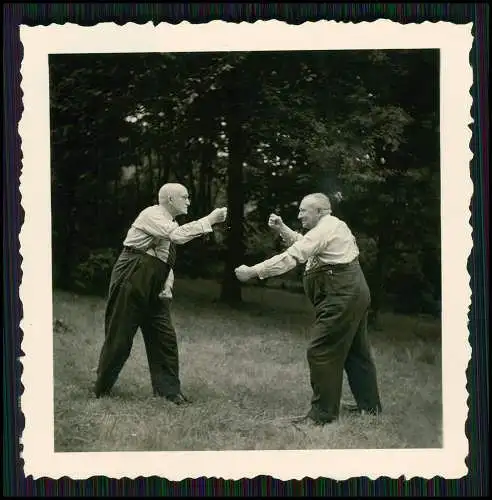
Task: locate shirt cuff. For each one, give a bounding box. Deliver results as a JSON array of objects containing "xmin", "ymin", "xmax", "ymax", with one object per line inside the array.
[
  {"xmin": 251, "ymin": 262, "xmax": 267, "ymax": 280},
  {"xmin": 199, "ymin": 216, "xmax": 213, "ymax": 234}
]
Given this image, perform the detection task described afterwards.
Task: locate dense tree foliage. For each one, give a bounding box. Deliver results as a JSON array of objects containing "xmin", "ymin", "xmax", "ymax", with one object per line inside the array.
[{"xmin": 49, "ymin": 49, "xmax": 440, "ymax": 319}]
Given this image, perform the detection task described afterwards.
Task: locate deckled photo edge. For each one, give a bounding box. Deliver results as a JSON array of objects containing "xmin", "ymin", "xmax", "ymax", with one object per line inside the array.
[{"xmin": 17, "ymin": 19, "xmax": 474, "ymax": 481}]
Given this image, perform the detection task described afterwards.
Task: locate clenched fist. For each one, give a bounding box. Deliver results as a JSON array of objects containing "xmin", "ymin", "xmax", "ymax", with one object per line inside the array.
[
  {"xmin": 235, "ymin": 265, "xmax": 256, "ymax": 282},
  {"xmin": 268, "ymin": 213, "xmax": 284, "ymax": 231},
  {"xmin": 207, "ymin": 207, "xmax": 228, "ymax": 225}
]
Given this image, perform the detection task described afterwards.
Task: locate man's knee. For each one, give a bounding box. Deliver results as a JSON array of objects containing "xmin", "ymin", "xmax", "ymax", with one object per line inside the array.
[{"xmin": 307, "ymin": 340, "xmax": 329, "ymax": 362}]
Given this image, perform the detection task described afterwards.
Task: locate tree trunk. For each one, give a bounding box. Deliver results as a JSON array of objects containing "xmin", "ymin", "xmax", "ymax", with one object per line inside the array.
[
  {"xmin": 369, "ymin": 222, "xmax": 390, "ymax": 329},
  {"xmin": 220, "ymin": 117, "xmax": 245, "ymax": 306},
  {"xmin": 160, "ymin": 152, "xmax": 171, "ymax": 184},
  {"xmin": 199, "ymin": 143, "xmax": 215, "ymax": 214},
  {"xmin": 53, "ymin": 161, "xmax": 78, "ymax": 290},
  {"xmin": 134, "ymin": 161, "xmax": 141, "ymax": 207},
  {"xmin": 171, "ymin": 150, "xmax": 186, "ymax": 185},
  {"xmin": 147, "ymin": 147, "xmax": 154, "ymax": 195},
  {"xmin": 205, "ymin": 174, "xmax": 212, "ymax": 213},
  {"xmin": 198, "ymin": 151, "xmax": 207, "ymax": 215},
  {"xmin": 187, "ymin": 162, "xmax": 197, "ymax": 218}
]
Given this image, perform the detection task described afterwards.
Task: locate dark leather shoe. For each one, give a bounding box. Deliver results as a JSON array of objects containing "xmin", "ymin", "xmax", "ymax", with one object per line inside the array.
[
  {"xmin": 93, "ymin": 385, "xmax": 111, "ymax": 398},
  {"xmin": 291, "ymin": 414, "xmax": 310, "ymax": 424},
  {"xmin": 342, "ymin": 403, "xmax": 360, "ymax": 413},
  {"xmin": 342, "ymin": 403, "xmax": 381, "ymax": 416},
  {"xmin": 94, "ymin": 390, "xmax": 110, "ymax": 399},
  {"xmin": 291, "ymin": 414, "xmax": 335, "ymax": 426},
  {"xmin": 165, "ymin": 393, "xmax": 191, "ymax": 405}
]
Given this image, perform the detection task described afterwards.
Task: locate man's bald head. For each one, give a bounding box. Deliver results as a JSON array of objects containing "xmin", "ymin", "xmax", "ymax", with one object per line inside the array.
[
  {"xmin": 298, "ymin": 192, "xmax": 332, "ymax": 230},
  {"xmin": 158, "ymin": 183, "xmax": 190, "ymax": 217},
  {"xmin": 158, "ymin": 183, "xmax": 187, "ymax": 204},
  {"xmin": 302, "ymin": 193, "xmax": 332, "ymax": 213}
]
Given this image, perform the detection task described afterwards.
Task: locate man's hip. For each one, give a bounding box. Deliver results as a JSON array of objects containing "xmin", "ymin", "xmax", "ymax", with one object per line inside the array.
[
  {"xmin": 302, "ymin": 258, "xmax": 369, "ymax": 308},
  {"xmin": 111, "ymin": 248, "xmax": 172, "ymax": 304}
]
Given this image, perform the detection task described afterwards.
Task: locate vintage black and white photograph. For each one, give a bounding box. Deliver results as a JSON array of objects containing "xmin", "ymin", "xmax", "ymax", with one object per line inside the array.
[{"xmin": 19, "ymin": 20, "xmax": 472, "ymax": 480}]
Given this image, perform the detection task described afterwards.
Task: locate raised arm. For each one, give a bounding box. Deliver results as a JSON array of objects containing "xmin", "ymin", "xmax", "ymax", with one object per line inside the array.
[
  {"xmin": 279, "ymin": 224, "xmax": 303, "ymax": 246},
  {"xmin": 268, "ymin": 213, "xmax": 303, "ymax": 246},
  {"xmin": 168, "ymin": 217, "xmax": 213, "ymax": 244},
  {"xmin": 133, "ymin": 207, "xmax": 227, "ymax": 245}
]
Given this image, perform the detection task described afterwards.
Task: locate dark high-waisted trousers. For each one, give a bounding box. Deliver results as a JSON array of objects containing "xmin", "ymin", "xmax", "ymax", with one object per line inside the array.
[
  {"xmin": 302, "ymin": 259, "xmax": 382, "ymax": 422},
  {"xmin": 94, "ymin": 247, "xmax": 180, "ymax": 398}
]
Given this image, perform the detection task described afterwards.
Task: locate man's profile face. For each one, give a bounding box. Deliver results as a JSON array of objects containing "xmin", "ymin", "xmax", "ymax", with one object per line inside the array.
[
  {"xmin": 298, "ymin": 198, "xmax": 319, "ymax": 230},
  {"xmin": 171, "ymin": 188, "xmax": 190, "ymax": 216}
]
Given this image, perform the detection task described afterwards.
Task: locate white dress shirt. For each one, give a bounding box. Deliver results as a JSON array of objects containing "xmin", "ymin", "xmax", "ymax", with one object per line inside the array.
[
  {"xmin": 252, "ymin": 214, "xmax": 359, "ymax": 280},
  {"xmin": 123, "ymin": 204, "xmax": 213, "ymax": 297}
]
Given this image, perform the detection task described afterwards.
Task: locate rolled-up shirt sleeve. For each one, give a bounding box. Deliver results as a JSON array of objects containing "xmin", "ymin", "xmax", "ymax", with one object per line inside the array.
[
  {"xmin": 169, "ymin": 217, "xmax": 213, "ymax": 244},
  {"xmin": 252, "ymin": 226, "xmax": 326, "ymax": 280},
  {"xmin": 252, "ymin": 252, "xmax": 298, "ymax": 280},
  {"xmin": 285, "ymin": 227, "xmax": 324, "ymax": 263},
  {"xmin": 133, "ymin": 211, "xmax": 213, "ymax": 245},
  {"xmin": 279, "ymin": 225, "xmax": 303, "ymax": 246}
]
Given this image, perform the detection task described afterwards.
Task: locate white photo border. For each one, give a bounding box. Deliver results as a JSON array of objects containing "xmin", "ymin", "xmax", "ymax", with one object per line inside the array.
[{"xmin": 18, "ymin": 19, "xmax": 473, "ymax": 480}]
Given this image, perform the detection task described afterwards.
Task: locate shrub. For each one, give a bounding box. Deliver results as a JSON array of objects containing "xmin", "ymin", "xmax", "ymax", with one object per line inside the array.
[
  {"xmin": 72, "ymin": 248, "xmax": 119, "ymax": 296},
  {"xmin": 356, "ymin": 234, "xmax": 377, "ymax": 275},
  {"xmin": 386, "ymin": 251, "xmax": 438, "ymax": 315}
]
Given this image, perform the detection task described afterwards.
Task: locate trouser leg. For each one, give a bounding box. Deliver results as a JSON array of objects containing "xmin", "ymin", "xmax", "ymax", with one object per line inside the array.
[
  {"xmin": 304, "ymin": 265, "xmax": 368, "ymax": 422},
  {"xmin": 94, "ymin": 254, "xmax": 141, "ymax": 397},
  {"xmin": 306, "ymin": 307, "xmax": 361, "ymax": 422},
  {"xmin": 344, "ymin": 311, "xmax": 382, "ymax": 413},
  {"xmin": 141, "ymin": 299, "xmax": 181, "ymax": 397}
]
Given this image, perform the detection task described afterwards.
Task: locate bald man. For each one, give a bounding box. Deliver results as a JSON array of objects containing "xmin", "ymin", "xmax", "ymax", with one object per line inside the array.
[
  {"xmin": 94, "ymin": 183, "xmax": 227, "ymax": 404},
  {"xmin": 235, "ymin": 193, "xmax": 382, "ymax": 425}
]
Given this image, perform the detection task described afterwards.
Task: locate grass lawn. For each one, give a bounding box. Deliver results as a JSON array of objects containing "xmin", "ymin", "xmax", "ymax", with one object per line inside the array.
[{"xmin": 53, "ymin": 278, "xmax": 442, "ymax": 452}]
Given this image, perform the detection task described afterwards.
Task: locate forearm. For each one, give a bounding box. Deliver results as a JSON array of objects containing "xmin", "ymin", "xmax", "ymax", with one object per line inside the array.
[
  {"xmin": 169, "ymin": 217, "xmax": 213, "ymax": 244},
  {"xmin": 279, "ymin": 224, "xmax": 303, "ymax": 246},
  {"xmin": 253, "ymin": 226, "xmax": 325, "ymax": 279},
  {"xmin": 251, "ymin": 252, "xmax": 298, "ymax": 280}
]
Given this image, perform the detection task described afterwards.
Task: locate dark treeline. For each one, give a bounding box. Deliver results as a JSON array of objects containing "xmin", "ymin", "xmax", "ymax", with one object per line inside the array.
[{"xmin": 49, "ymin": 49, "xmax": 441, "ymax": 323}]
